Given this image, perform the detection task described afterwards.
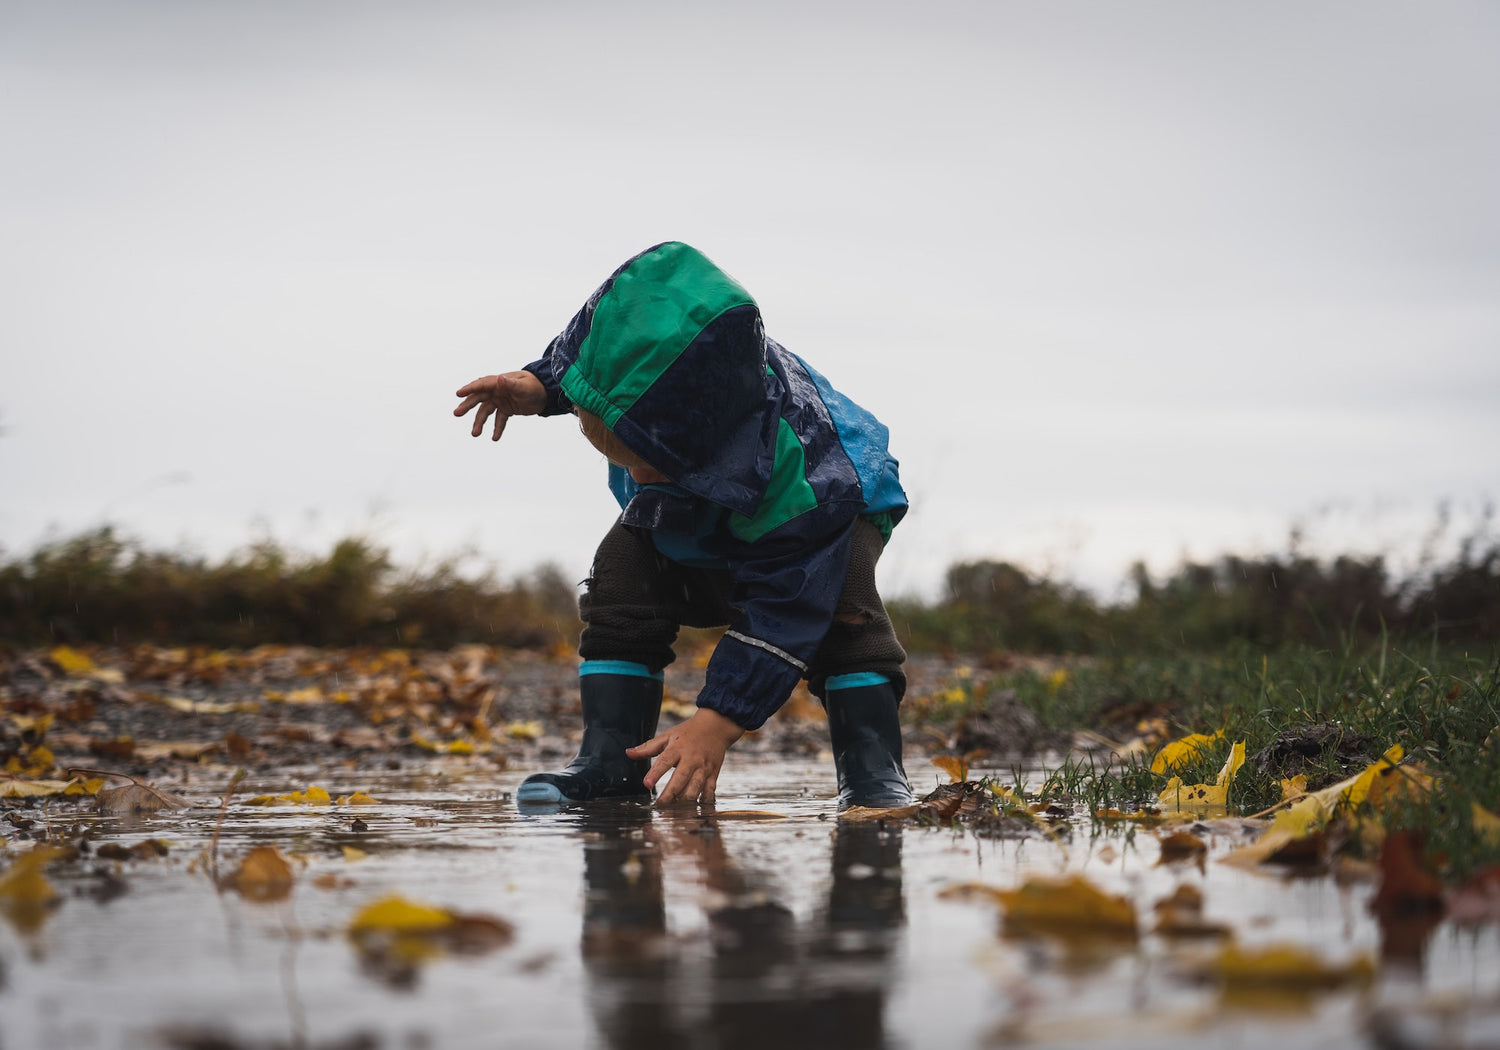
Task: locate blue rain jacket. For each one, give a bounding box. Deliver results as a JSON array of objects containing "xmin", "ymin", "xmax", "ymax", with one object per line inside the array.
[{"xmin": 523, "ymin": 242, "xmax": 906, "ymax": 730}]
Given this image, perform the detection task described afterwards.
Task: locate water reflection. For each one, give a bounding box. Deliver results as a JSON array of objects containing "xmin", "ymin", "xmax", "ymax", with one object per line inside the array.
[{"xmin": 574, "ymin": 807, "xmax": 905, "ymax": 1049}]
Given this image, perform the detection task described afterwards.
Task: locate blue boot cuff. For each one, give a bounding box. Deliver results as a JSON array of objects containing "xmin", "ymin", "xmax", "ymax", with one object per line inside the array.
[
  {"xmin": 825, "ymin": 672, "xmax": 891, "ymax": 691},
  {"xmin": 579, "ymin": 660, "xmax": 664, "ymax": 682}
]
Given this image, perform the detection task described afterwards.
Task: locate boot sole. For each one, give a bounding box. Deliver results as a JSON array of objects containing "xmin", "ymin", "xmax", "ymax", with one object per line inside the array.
[{"xmin": 516, "ymin": 781, "xmax": 567, "ymax": 804}]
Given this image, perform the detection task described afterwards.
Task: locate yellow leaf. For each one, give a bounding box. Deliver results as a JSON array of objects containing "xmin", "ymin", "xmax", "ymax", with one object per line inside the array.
[
  {"xmin": 1472, "ymin": 803, "xmax": 1500, "ymax": 846},
  {"xmin": 1151, "ymin": 730, "xmax": 1225, "ymax": 775},
  {"xmin": 63, "ymin": 777, "xmax": 106, "ymax": 796},
  {"xmin": 348, "ymin": 895, "xmax": 454, "ymax": 934},
  {"xmin": 0, "ymin": 777, "xmax": 79, "ymax": 798},
  {"xmin": 1279, "ymin": 775, "xmax": 1308, "ymax": 801},
  {"xmin": 0, "ymin": 847, "xmax": 63, "ymax": 905},
  {"xmin": 49, "ymin": 645, "xmax": 95, "ymax": 675},
  {"xmin": 0, "ymin": 847, "xmax": 65, "ymax": 934},
  {"xmin": 503, "ymin": 720, "xmax": 544, "ymax": 741},
  {"xmin": 282, "ymin": 687, "xmax": 325, "ymax": 704},
  {"xmin": 336, "ymin": 791, "xmax": 379, "ymax": 806},
  {"xmin": 932, "ymin": 755, "xmax": 969, "ymax": 784},
  {"xmin": 1208, "ymin": 943, "xmax": 1375, "ymax": 989},
  {"xmin": 277, "ymin": 785, "xmax": 333, "ymax": 806},
  {"xmin": 1157, "ymin": 741, "xmax": 1246, "ymax": 815},
  {"xmin": 244, "ymin": 795, "xmax": 280, "ymax": 806},
  {"xmin": 342, "ymin": 847, "xmax": 368, "ymax": 862},
  {"xmin": 228, "ymin": 845, "xmax": 295, "ymax": 901},
  {"xmin": 993, "ymin": 875, "xmax": 1137, "ymax": 938},
  {"xmin": 1223, "ymin": 745, "xmax": 1405, "ymax": 868}
]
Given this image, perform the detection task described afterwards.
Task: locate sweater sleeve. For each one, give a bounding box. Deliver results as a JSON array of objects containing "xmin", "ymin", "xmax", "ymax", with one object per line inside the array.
[
  {"xmin": 521, "ymin": 338, "xmax": 573, "ymax": 418},
  {"xmin": 694, "ymin": 516, "xmax": 857, "ymax": 730}
]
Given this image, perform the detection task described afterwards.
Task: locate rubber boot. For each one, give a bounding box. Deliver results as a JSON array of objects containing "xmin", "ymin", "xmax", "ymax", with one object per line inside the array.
[
  {"xmin": 823, "ymin": 674, "xmax": 914, "ymax": 810},
  {"xmin": 516, "ymin": 662, "xmax": 662, "ymax": 805}
]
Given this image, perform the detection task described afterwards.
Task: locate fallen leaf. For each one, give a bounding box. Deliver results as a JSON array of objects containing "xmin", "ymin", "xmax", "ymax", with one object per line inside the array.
[
  {"xmin": 707, "ymin": 810, "xmax": 790, "ymax": 821},
  {"xmin": 1153, "ymin": 884, "xmax": 1232, "ymax": 939},
  {"xmin": 96, "ymin": 782, "xmax": 195, "ymax": 815},
  {"xmin": 350, "ymin": 895, "xmax": 453, "ymax": 934},
  {"xmin": 1157, "ymin": 741, "xmax": 1246, "ymax": 816},
  {"xmin": 346, "ymin": 893, "xmax": 514, "ymax": 985},
  {"xmin": 336, "ymin": 791, "xmax": 380, "ymax": 806},
  {"xmin": 994, "ymin": 875, "xmax": 1138, "ymax": 939},
  {"xmin": 276, "ymin": 785, "xmax": 333, "ymax": 806},
  {"xmin": 1448, "ymin": 865, "xmax": 1500, "ymax": 925},
  {"xmin": 1369, "ymin": 831, "xmax": 1444, "ymax": 920},
  {"xmin": 227, "ymin": 846, "xmax": 296, "ymax": 901},
  {"xmin": 1157, "ymin": 831, "xmax": 1208, "ymax": 864},
  {"xmin": 342, "ymin": 846, "xmax": 368, "ymax": 862},
  {"xmin": 133, "ymin": 741, "xmax": 218, "ymax": 762},
  {"xmin": 1279, "ymin": 775, "xmax": 1308, "ymax": 801},
  {"xmin": 1, "ymin": 776, "xmax": 82, "ymax": 798},
  {"xmin": 1222, "ymin": 746, "xmax": 1404, "ymax": 868},
  {"xmin": 1471, "ymin": 804, "xmax": 1500, "ymax": 847},
  {"xmin": 0, "ymin": 847, "xmax": 65, "ymax": 934},
  {"xmin": 153, "ymin": 695, "xmax": 256, "ymax": 715},
  {"xmin": 1205, "ymin": 942, "xmax": 1375, "ymax": 990},
  {"xmin": 49, "ymin": 645, "xmax": 95, "ymax": 675},
  {"xmin": 1151, "ymin": 730, "xmax": 1225, "ymax": 775},
  {"xmin": 503, "ymin": 721, "xmax": 544, "ymax": 741}
]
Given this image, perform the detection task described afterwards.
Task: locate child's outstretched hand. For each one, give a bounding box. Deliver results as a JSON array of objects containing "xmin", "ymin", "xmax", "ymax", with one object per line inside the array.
[
  {"xmin": 453, "ymin": 371, "xmax": 548, "ymax": 442},
  {"xmin": 628, "ymin": 708, "xmax": 745, "ymax": 807}
]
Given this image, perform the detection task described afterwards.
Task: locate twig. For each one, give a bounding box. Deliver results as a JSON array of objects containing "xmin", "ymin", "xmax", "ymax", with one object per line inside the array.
[
  {"xmin": 63, "ymin": 765, "xmax": 141, "ymax": 785},
  {"xmin": 210, "ymin": 768, "xmax": 248, "ymax": 889}
]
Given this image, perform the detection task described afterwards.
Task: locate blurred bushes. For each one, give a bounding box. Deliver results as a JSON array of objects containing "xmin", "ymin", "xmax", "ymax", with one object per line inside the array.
[
  {"xmin": 890, "ymin": 524, "xmax": 1499, "ymax": 654},
  {"xmin": 0, "ymin": 528, "xmax": 579, "ymax": 649},
  {"xmin": 1, "ymin": 520, "xmax": 1496, "ymax": 653}
]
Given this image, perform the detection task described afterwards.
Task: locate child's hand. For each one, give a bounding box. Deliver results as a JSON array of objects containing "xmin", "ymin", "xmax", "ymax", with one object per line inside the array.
[
  {"xmin": 453, "ymin": 371, "xmax": 548, "ymax": 441},
  {"xmin": 627, "ymin": 708, "xmax": 745, "ymax": 807}
]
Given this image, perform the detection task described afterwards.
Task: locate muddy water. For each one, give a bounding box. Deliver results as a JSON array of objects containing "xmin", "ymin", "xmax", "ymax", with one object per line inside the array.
[{"xmin": 4, "ymin": 759, "xmax": 1500, "ymax": 1049}]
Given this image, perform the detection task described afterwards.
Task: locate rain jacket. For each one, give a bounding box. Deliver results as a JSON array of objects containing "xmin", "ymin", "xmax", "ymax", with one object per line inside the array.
[{"xmin": 522, "ymin": 242, "xmax": 907, "ymax": 730}]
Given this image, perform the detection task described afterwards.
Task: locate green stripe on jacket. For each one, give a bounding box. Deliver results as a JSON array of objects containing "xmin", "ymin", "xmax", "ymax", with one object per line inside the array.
[
  {"xmin": 559, "ymin": 243, "xmax": 755, "ymax": 426},
  {"xmin": 728, "ymin": 417, "xmax": 819, "ymax": 542}
]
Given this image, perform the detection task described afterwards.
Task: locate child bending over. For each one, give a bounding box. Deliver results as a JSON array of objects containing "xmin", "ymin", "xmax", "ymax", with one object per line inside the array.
[{"xmin": 454, "ymin": 242, "xmax": 912, "ymax": 810}]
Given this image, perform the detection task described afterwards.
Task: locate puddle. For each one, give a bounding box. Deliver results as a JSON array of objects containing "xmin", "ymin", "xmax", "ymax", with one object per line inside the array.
[{"xmin": 4, "ymin": 759, "xmax": 1500, "ymax": 1048}]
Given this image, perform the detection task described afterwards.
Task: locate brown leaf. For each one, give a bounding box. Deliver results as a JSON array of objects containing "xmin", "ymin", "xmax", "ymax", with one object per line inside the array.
[
  {"xmin": 1448, "ymin": 865, "xmax": 1500, "ymax": 925},
  {"xmin": 1157, "ymin": 831, "xmax": 1208, "ymax": 863},
  {"xmin": 227, "ymin": 846, "xmax": 296, "ymax": 901},
  {"xmin": 88, "ymin": 737, "xmax": 137, "ymax": 760},
  {"xmin": 96, "ymin": 782, "xmax": 195, "ymax": 815},
  {"xmin": 1370, "ymin": 831, "xmax": 1445, "ymax": 920}
]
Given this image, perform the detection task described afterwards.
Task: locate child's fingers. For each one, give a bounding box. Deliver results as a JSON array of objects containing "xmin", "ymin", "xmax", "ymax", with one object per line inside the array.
[
  {"xmin": 626, "ymin": 735, "xmax": 669, "ymax": 759},
  {"xmin": 471, "ymin": 403, "xmax": 493, "ymax": 437},
  {"xmin": 454, "ymin": 375, "xmax": 498, "ymax": 399}
]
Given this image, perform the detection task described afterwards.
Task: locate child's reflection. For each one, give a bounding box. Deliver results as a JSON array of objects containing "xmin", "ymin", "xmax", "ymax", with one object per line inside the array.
[{"xmin": 575, "ymin": 808, "xmax": 905, "ymax": 1050}]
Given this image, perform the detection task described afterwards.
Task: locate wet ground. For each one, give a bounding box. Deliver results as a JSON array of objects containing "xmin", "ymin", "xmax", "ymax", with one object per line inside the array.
[{"xmin": 6, "ymin": 755, "xmax": 1500, "ymax": 1050}]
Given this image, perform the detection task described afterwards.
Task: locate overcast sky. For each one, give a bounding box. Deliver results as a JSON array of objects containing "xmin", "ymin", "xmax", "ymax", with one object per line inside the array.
[{"xmin": 2, "ymin": 0, "xmax": 1496, "ymax": 599}]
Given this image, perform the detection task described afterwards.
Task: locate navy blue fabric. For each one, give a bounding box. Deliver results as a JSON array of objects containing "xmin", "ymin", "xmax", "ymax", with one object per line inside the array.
[{"xmin": 525, "ymin": 243, "xmax": 908, "ymax": 730}]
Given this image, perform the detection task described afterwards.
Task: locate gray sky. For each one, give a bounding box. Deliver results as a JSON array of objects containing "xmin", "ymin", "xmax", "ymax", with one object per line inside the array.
[{"xmin": 2, "ymin": 0, "xmax": 1497, "ymax": 599}]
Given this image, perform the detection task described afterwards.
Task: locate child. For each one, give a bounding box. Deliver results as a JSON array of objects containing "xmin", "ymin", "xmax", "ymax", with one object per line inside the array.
[{"xmin": 453, "ymin": 242, "xmax": 912, "ymax": 809}]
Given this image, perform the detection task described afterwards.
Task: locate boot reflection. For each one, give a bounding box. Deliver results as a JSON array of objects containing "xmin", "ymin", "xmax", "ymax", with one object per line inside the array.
[
  {"xmin": 576, "ymin": 803, "xmax": 684, "ymax": 1049},
  {"xmin": 579, "ymin": 815, "xmax": 905, "ymax": 1050},
  {"xmin": 706, "ymin": 822, "xmax": 904, "ymax": 1050}
]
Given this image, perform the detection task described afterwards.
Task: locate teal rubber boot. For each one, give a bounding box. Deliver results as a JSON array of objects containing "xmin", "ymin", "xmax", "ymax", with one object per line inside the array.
[
  {"xmin": 516, "ymin": 662, "xmax": 663, "ymax": 806},
  {"xmin": 823, "ymin": 675, "xmax": 914, "ymax": 810}
]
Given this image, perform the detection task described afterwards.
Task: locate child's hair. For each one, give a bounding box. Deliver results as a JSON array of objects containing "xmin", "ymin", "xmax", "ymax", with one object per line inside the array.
[{"xmin": 576, "ymin": 408, "xmax": 651, "ymax": 472}]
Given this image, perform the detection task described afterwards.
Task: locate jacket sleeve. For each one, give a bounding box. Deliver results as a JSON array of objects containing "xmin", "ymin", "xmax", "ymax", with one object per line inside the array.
[
  {"xmin": 521, "ymin": 338, "xmax": 573, "ymax": 418},
  {"xmin": 695, "ymin": 514, "xmax": 858, "ymax": 730}
]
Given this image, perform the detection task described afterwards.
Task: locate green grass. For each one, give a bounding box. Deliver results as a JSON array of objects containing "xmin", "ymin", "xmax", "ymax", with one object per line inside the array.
[{"xmin": 909, "ymin": 638, "xmax": 1500, "ymax": 880}]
